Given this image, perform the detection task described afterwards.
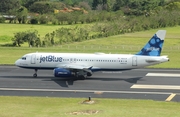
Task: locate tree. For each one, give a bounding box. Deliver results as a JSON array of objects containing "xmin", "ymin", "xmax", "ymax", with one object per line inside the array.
[
  {"xmin": 78, "ymin": 1, "xmax": 91, "ymax": 11},
  {"xmin": 29, "ymin": 1, "xmax": 65, "ymax": 14},
  {"xmin": 165, "ymin": 2, "xmax": 180, "ymax": 11},
  {"xmin": 43, "ymin": 32, "xmax": 55, "ymax": 46},
  {"xmin": 29, "ymin": 2, "xmax": 52, "ymax": 14},
  {"xmin": 0, "ymin": 0, "xmax": 21, "ymax": 13},
  {"xmin": 12, "ymin": 32, "xmax": 25, "ymax": 46},
  {"xmin": 12, "ymin": 30, "xmax": 41, "ymax": 47},
  {"xmin": 24, "ymin": 30, "xmax": 41, "ymax": 47},
  {"xmin": 64, "ymin": 0, "xmax": 73, "ymax": 5},
  {"xmin": 16, "ymin": 6, "xmax": 28, "ymax": 23},
  {"xmin": 21, "ymin": 0, "xmax": 48, "ymax": 10},
  {"xmin": 92, "ymin": 0, "xmax": 111, "ymax": 11},
  {"xmin": 39, "ymin": 15, "xmax": 49, "ymax": 24},
  {"xmin": 113, "ymin": 0, "xmax": 125, "ymax": 11},
  {"xmin": 119, "ymin": 0, "xmax": 165, "ymax": 16},
  {"xmin": 102, "ymin": 0, "xmax": 112, "ymax": 11},
  {"xmin": 0, "ymin": 14, "xmax": 5, "ymax": 23}
]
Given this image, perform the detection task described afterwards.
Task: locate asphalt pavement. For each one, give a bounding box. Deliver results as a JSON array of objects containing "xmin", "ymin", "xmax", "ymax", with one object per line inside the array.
[{"xmin": 0, "ymin": 66, "xmax": 180, "ymax": 102}]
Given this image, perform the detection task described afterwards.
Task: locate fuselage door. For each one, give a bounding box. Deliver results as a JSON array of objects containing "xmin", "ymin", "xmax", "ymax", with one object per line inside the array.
[
  {"xmin": 132, "ymin": 56, "xmax": 137, "ymax": 66},
  {"xmin": 31, "ymin": 54, "xmax": 36, "ymax": 64}
]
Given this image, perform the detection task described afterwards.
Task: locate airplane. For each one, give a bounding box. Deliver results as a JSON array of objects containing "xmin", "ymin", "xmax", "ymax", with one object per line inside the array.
[{"xmin": 15, "ymin": 30, "xmax": 169, "ymax": 80}]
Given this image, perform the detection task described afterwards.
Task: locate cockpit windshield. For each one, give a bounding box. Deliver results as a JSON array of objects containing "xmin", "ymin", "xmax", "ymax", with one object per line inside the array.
[{"xmin": 21, "ymin": 57, "xmax": 26, "ymax": 60}]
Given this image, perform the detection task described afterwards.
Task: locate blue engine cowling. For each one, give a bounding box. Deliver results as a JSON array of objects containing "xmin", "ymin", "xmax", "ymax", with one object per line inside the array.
[{"xmin": 54, "ymin": 68, "xmax": 72, "ymax": 77}]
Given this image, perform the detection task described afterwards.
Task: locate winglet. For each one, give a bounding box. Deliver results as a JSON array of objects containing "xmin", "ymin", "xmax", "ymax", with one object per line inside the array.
[{"xmin": 136, "ymin": 30, "xmax": 166, "ymax": 56}]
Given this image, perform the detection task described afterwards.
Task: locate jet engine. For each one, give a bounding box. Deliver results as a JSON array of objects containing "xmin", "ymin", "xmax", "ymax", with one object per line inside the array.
[{"xmin": 54, "ymin": 68, "xmax": 72, "ymax": 77}]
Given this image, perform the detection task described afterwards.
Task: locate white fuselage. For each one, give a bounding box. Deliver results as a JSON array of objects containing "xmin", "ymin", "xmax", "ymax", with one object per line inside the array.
[{"xmin": 15, "ymin": 52, "xmax": 169, "ymax": 71}]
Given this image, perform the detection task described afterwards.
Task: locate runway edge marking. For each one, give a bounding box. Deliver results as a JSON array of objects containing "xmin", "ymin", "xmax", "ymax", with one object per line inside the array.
[
  {"xmin": 131, "ymin": 84, "xmax": 180, "ymax": 90},
  {"xmin": 0, "ymin": 88, "xmax": 172, "ymax": 95},
  {"xmin": 146, "ymin": 73, "xmax": 180, "ymax": 77}
]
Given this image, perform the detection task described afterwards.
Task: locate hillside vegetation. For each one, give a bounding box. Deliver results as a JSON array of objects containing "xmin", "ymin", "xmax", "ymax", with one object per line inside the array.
[{"xmin": 1, "ymin": 0, "xmax": 180, "ymax": 47}]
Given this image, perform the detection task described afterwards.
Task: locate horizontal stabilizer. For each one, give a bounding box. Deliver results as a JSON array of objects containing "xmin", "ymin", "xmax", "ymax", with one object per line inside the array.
[
  {"xmin": 146, "ymin": 59, "xmax": 161, "ymax": 62},
  {"xmin": 146, "ymin": 56, "xmax": 169, "ymax": 63}
]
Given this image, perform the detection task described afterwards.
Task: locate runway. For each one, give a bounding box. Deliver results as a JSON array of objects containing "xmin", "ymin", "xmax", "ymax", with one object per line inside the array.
[{"xmin": 0, "ymin": 66, "xmax": 180, "ymax": 101}]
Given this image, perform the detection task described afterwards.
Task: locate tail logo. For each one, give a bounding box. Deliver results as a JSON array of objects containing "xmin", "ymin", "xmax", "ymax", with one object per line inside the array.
[{"xmin": 136, "ymin": 30, "xmax": 166, "ymax": 56}]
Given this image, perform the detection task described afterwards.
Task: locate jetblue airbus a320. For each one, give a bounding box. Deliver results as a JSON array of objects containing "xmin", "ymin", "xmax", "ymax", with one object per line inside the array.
[{"xmin": 15, "ymin": 30, "xmax": 169, "ymax": 79}]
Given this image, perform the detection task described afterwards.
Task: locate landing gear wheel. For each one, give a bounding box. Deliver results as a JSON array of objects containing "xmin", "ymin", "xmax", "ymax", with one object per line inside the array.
[
  {"xmin": 87, "ymin": 72, "xmax": 92, "ymax": 76},
  {"xmin": 33, "ymin": 69, "xmax": 38, "ymax": 77},
  {"xmin": 79, "ymin": 75, "xmax": 86, "ymax": 80},
  {"xmin": 33, "ymin": 73, "xmax": 37, "ymax": 77}
]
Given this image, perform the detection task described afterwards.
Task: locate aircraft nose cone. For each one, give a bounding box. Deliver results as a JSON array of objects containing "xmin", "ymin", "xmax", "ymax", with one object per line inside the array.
[{"xmin": 15, "ymin": 60, "xmax": 19, "ymax": 66}]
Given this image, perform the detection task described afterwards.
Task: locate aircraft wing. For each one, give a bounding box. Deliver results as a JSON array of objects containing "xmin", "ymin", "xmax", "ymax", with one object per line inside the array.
[{"xmin": 56, "ymin": 64, "xmax": 92, "ymax": 71}]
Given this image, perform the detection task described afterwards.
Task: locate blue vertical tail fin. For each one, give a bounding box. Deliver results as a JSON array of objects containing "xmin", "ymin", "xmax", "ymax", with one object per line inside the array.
[{"xmin": 136, "ymin": 30, "xmax": 166, "ymax": 56}]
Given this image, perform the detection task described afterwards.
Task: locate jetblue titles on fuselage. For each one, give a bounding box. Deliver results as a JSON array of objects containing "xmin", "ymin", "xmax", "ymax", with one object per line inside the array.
[{"xmin": 40, "ymin": 55, "xmax": 63, "ymax": 63}]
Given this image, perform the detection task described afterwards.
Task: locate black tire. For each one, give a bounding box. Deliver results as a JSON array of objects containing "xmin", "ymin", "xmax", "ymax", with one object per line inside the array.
[
  {"xmin": 87, "ymin": 72, "xmax": 92, "ymax": 76},
  {"xmin": 79, "ymin": 75, "xmax": 86, "ymax": 80},
  {"xmin": 33, "ymin": 73, "xmax": 37, "ymax": 77}
]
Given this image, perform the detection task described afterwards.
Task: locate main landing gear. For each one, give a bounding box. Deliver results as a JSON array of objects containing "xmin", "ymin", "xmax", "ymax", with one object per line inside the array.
[
  {"xmin": 33, "ymin": 69, "xmax": 38, "ymax": 77},
  {"xmin": 74, "ymin": 71, "xmax": 86, "ymax": 80},
  {"xmin": 74, "ymin": 71, "xmax": 92, "ymax": 80},
  {"xmin": 78, "ymin": 75, "xmax": 87, "ymax": 80}
]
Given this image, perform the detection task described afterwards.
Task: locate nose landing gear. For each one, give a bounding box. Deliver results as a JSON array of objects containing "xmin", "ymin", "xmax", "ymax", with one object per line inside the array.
[{"xmin": 33, "ymin": 69, "xmax": 38, "ymax": 77}]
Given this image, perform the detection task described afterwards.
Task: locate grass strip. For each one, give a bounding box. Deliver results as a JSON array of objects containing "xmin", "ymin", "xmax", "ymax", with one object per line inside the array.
[{"xmin": 0, "ymin": 96, "xmax": 179, "ymax": 117}]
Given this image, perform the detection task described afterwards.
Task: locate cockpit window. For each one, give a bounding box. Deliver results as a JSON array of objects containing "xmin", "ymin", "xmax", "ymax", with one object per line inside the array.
[{"xmin": 22, "ymin": 57, "xmax": 26, "ymax": 60}]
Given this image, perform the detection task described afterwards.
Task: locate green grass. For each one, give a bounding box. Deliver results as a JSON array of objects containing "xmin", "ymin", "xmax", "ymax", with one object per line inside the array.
[
  {"xmin": 0, "ymin": 23, "xmax": 89, "ymax": 44},
  {"xmin": 0, "ymin": 96, "xmax": 179, "ymax": 117},
  {"xmin": 0, "ymin": 26, "xmax": 180, "ymax": 68}
]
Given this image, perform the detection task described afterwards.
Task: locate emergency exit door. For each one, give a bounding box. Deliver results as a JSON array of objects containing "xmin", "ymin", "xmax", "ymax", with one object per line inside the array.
[
  {"xmin": 132, "ymin": 57, "xmax": 137, "ymax": 66},
  {"xmin": 31, "ymin": 54, "xmax": 36, "ymax": 64}
]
